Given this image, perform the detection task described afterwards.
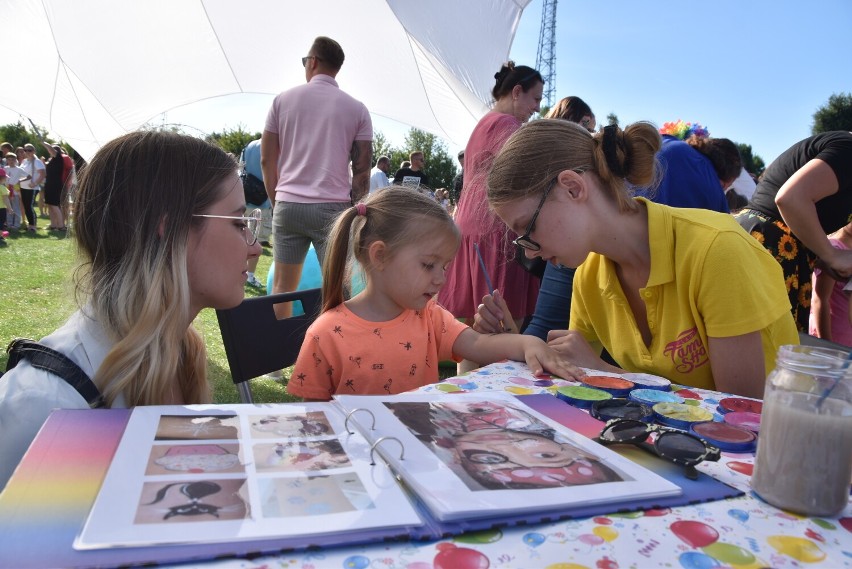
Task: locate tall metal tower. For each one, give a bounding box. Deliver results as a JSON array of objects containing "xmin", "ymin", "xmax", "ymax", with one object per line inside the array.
[{"xmin": 535, "ymin": 0, "xmax": 558, "ymax": 109}]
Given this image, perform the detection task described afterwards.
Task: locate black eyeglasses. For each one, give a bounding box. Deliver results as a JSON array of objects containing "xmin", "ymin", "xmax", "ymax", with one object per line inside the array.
[
  {"xmin": 301, "ymin": 55, "xmax": 322, "ymax": 67},
  {"xmin": 512, "ymin": 178, "xmax": 557, "ymax": 252},
  {"xmin": 595, "ymin": 419, "xmax": 720, "ymax": 480}
]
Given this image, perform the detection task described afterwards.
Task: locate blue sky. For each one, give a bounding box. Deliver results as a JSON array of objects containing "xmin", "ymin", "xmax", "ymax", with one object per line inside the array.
[{"xmin": 509, "ymin": 0, "xmax": 852, "ymax": 166}]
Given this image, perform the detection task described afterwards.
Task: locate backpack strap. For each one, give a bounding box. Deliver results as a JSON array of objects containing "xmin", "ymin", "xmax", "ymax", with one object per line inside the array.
[{"xmin": 5, "ymin": 339, "xmax": 106, "ymax": 409}]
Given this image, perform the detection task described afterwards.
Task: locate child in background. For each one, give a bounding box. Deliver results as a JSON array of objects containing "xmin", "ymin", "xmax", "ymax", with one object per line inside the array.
[
  {"xmin": 0, "ymin": 168, "xmax": 9, "ymax": 242},
  {"xmin": 287, "ymin": 188, "xmax": 583, "ymax": 401},
  {"xmin": 4, "ymin": 153, "xmax": 26, "ymax": 230},
  {"xmin": 809, "ymin": 222, "xmax": 852, "ymax": 346}
]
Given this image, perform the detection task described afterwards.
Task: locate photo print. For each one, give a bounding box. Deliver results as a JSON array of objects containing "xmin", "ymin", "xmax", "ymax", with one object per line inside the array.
[
  {"xmin": 254, "ymin": 440, "xmax": 351, "ymax": 473},
  {"xmin": 384, "ymin": 400, "xmax": 626, "ymax": 491},
  {"xmin": 258, "ymin": 473, "xmax": 373, "ymax": 518},
  {"xmin": 134, "ymin": 479, "xmax": 249, "ymax": 524},
  {"xmin": 146, "ymin": 443, "xmax": 243, "ymax": 475},
  {"xmin": 155, "ymin": 414, "xmax": 240, "ymax": 440},
  {"xmin": 249, "ymin": 411, "xmax": 333, "ymax": 438}
]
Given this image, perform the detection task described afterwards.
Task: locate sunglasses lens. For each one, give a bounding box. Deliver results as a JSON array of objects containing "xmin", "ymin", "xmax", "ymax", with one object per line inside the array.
[
  {"xmin": 602, "ymin": 420, "xmax": 648, "ymax": 442},
  {"xmin": 655, "ymin": 432, "xmax": 706, "ymax": 464}
]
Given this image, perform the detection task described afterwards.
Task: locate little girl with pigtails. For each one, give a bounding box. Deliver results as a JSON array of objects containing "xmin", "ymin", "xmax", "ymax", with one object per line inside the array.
[{"xmin": 287, "ymin": 187, "xmax": 583, "ymax": 401}]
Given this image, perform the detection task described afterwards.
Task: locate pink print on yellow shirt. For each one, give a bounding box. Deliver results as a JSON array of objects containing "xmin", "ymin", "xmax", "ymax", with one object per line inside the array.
[{"xmin": 663, "ymin": 328, "xmax": 709, "ymax": 373}]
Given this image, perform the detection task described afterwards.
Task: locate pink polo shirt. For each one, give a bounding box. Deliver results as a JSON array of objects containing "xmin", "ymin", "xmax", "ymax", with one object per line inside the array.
[{"xmin": 265, "ymin": 74, "xmax": 372, "ymax": 203}]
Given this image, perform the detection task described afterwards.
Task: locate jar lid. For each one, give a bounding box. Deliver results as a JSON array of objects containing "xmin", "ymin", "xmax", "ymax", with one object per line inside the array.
[
  {"xmin": 556, "ymin": 385, "xmax": 612, "ymax": 409},
  {"xmin": 690, "ymin": 421, "xmax": 757, "ymax": 453},
  {"xmin": 629, "ymin": 389, "xmax": 683, "ymax": 407},
  {"xmin": 580, "ymin": 375, "xmax": 635, "ymax": 397},
  {"xmin": 652, "ymin": 402, "xmax": 713, "ymax": 430},
  {"xmin": 622, "ymin": 372, "xmax": 672, "ymax": 391},
  {"xmin": 723, "ymin": 411, "xmax": 761, "ymax": 433},
  {"xmin": 717, "ymin": 397, "xmax": 763, "ymax": 415}
]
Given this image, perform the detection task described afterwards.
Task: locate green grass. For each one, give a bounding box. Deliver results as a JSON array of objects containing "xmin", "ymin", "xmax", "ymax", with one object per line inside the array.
[{"xmin": 0, "ymin": 219, "xmax": 296, "ymax": 404}]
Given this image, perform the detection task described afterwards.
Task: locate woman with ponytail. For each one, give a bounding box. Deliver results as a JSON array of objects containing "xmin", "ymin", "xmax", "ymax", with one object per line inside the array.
[
  {"xmin": 476, "ymin": 120, "xmax": 796, "ymax": 399},
  {"xmin": 0, "ymin": 130, "xmax": 262, "ymax": 489}
]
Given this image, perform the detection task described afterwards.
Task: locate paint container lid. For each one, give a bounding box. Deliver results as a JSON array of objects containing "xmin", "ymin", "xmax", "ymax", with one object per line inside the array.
[
  {"xmin": 590, "ymin": 398, "xmax": 654, "ymax": 422},
  {"xmin": 629, "ymin": 389, "xmax": 684, "ymax": 407},
  {"xmin": 556, "ymin": 385, "xmax": 612, "ymax": 409},
  {"xmin": 717, "ymin": 397, "xmax": 763, "ymax": 415},
  {"xmin": 723, "ymin": 411, "xmax": 761, "ymax": 433},
  {"xmin": 580, "ymin": 375, "xmax": 635, "ymax": 398},
  {"xmin": 652, "ymin": 402, "xmax": 714, "ymax": 430},
  {"xmin": 690, "ymin": 421, "xmax": 757, "ymax": 453},
  {"xmin": 622, "ymin": 372, "xmax": 672, "ymax": 391}
]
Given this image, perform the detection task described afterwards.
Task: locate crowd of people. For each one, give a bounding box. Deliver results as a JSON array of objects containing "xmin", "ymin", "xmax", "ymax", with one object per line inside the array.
[{"xmin": 1, "ymin": 34, "xmax": 850, "ymax": 491}]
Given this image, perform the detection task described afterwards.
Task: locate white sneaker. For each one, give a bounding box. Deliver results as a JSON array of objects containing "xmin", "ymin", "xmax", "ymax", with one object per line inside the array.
[{"xmin": 246, "ymin": 274, "xmax": 263, "ymax": 288}]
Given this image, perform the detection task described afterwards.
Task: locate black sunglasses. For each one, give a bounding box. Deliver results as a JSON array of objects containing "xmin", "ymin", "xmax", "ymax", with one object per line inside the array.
[
  {"xmin": 595, "ymin": 419, "xmax": 720, "ymax": 480},
  {"xmin": 301, "ymin": 55, "xmax": 322, "ymax": 67}
]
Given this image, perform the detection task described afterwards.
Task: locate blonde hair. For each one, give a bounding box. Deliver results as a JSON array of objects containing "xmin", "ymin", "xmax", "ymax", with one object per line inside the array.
[
  {"xmin": 73, "ymin": 130, "xmax": 238, "ymax": 406},
  {"xmin": 487, "ymin": 120, "xmax": 661, "ymax": 214},
  {"xmin": 321, "ymin": 187, "xmax": 458, "ymax": 313}
]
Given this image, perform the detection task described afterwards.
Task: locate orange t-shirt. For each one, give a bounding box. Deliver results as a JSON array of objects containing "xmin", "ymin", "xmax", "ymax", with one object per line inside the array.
[{"xmin": 287, "ymin": 299, "xmax": 469, "ymax": 400}]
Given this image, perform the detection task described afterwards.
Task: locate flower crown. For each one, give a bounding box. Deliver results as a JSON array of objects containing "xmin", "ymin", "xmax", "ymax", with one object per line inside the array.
[{"xmin": 659, "ymin": 120, "xmax": 709, "ymax": 140}]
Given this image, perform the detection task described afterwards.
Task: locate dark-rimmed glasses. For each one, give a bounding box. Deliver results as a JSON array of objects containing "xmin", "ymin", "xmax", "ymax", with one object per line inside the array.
[
  {"xmin": 512, "ymin": 178, "xmax": 558, "ymax": 252},
  {"xmin": 595, "ymin": 419, "xmax": 720, "ymax": 480},
  {"xmin": 192, "ymin": 208, "xmax": 262, "ymax": 246},
  {"xmin": 301, "ymin": 55, "xmax": 322, "ymax": 67}
]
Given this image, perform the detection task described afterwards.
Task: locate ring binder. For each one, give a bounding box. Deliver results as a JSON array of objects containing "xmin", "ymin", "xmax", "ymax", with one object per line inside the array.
[
  {"xmin": 344, "ymin": 408, "xmax": 376, "ymax": 434},
  {"xmin": 370, "ymin": 436, "xmax": 404, "ymax": 465}
]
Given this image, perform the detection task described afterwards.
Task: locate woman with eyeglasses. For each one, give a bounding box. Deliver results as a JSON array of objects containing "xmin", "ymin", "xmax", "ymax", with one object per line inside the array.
[
  {"xmin": 438, "ymin": 62, "xmax": 544, "ymax": 339},
  {"xmin": 476, "ymin": 119, "xmax": 797, "ymax": 399},
  {"xmin": 0, "ymin": 130, "xmax": 261, "ymax": 490}
]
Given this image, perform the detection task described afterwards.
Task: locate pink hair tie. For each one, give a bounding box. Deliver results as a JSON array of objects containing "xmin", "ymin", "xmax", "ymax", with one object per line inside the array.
[{"xmin": 354, "ymin": 203, "xmax": 367, "ymax": 216}]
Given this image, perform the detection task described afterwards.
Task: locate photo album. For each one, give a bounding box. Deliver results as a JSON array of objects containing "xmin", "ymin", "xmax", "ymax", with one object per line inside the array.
[{"xmin": 75, "ymin": 393, "xmax": 681, "ymax": 551}]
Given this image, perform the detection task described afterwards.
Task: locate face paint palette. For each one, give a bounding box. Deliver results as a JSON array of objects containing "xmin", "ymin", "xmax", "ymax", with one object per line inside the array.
[
  {"xmin": 579, "ymin": 375, "xmax": 635, "ymax": 398},
  {"xmin": 629, "ymin": 388, "xmax": 684, "ymax": 407},
  {"xmin": 652, "ymin": 402, "xmax": 714, "ymax": 430},
  {"xmin": 722, "ymin": 411, "xmax": 761, "ymax": 433},
  {"xmin": 556, "ymin": 385, "xmax": 612, "ymax": 409},
  {"xmin": 689, "ymin": 421, "xmax": 757, "ymax": 453},
  {"xmin": 716, "ymin": 397, "xmax": 763, "ymax": 415},
  {"xmin": 621, "ymin": 372, "xmax": 672, "ymax": 391}
]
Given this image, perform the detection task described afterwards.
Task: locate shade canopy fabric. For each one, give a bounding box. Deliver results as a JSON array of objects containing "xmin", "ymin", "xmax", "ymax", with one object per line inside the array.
[{"xmin": 7, "ymin": 0, "xmax": 531, "ymax": 160}]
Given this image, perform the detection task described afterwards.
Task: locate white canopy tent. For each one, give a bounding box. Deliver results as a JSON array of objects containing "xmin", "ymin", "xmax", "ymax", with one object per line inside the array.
[{"xmin": 6, "ymin": 0, "xmax": 531, "ymax": 160}]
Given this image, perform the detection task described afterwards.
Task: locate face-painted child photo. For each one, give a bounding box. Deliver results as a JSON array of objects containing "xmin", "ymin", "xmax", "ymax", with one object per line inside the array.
[
  {"xmin": 385, "ymin": 400, "xmax": 625, "ymax": 490},
  {"xmin": 254, "ymin": 440, "xmax": 351, "ymax": 472},
  {"xmin": 249, "ymin": 411, "xmax": 333, "ymax": 438},
  {"xmin": 258, "ymin": 473, "xmax": 374, "ymax": 518}
]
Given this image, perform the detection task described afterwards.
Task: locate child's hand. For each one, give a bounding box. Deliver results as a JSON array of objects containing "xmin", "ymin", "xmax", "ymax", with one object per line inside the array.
[{"xmin": 522, "ymin": 336, "xmax": 585, "ymax": 380}]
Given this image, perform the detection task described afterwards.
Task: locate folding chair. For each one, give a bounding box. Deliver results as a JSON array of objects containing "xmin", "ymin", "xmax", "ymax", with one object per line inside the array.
[
  {"xmin": 216, "ymin": 288, "xmax": 322, "ymax": 403},
  {"xmin": 797, "ymin": 331, "xmax": 852, "ymax": 355}
]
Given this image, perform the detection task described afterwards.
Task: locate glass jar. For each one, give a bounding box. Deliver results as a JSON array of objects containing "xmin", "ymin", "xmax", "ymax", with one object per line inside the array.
[{"xmin": 751, "ymin": 344, "xmax": 852, "ymax": 516}]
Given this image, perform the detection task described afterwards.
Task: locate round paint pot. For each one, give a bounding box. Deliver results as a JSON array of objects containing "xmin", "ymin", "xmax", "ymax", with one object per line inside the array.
[
  {"xmin": 556, "ymin": 385, "xmax": 612, "ymax": 409},
  {"xmin": 652, "ymin": 402, "xmax": 714, "ymax": 430},
  {"xmin": 580, "ymin": 375, "xmax": 635, "ymax": 397},
  {"xmin": 690, "ymin": 421, "xmax": 757, "ymax": 453},
  {"xmin": 716, "ymin": 397, "xmax": 763, "ymax": 415},
  {"xmin": 723, "ymin": 411, "xmax": 761, "ymax": 434},
  {"xmin": 629, "ymin": 388, "xmax": 684, "ymax": 407},
  {"xmin": 590, "ymin": 398, "xmax": 654, "ymax": 422},
  {"xmin": 622, "ymin": 372, "xmax": 672, "ymax": 391}
]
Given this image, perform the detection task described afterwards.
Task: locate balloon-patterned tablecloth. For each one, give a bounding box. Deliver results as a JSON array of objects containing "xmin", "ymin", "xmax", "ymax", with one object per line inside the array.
[{"xmin": 193, "ymin": 361, "xmax": 852, "ymax": 569}]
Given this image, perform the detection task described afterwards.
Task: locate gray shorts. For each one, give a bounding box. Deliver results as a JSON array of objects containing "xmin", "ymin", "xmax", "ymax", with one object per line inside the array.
[{"xmin": 273, "ymin": 201, "xmax": 350, "ymax": 265}]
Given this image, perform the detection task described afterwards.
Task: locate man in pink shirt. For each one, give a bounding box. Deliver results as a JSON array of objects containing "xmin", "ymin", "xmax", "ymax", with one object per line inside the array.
[{"xmin": 261, "ymin": 36, "xmax": 373, "ymax": 316}]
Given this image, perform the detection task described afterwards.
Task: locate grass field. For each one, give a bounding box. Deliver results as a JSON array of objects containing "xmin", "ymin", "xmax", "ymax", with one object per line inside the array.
[{"xmin": 0, "ymin": 221, "xmax": 296, "ymax": 403}]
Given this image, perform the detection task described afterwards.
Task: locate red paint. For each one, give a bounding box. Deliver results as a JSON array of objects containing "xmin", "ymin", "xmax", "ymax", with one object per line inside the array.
[
  {"xmin": 719, "ymin": 397, "xmax": 763, "ymax": 414},
  {"xmin": 726, "ymin": 461, "xmax": 754, "ymax": 476},
  {"xmin": 582, "ymin": 375, "xmax": 634, "ymax": 390},
  {"xmin": 675, "ymin": 389, "xmax": 702, "ymax": 400},
  {"xmin": 692, "ymin": 421, "xmax": 756, "ymax": 444}
]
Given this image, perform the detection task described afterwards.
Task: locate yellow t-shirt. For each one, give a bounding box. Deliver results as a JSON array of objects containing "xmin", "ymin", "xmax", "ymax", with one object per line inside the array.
[
  {"xmin": 0, "ymin": 184, "xmax": 8, "ymax": 198},
  {"xmin": 288, "ymin": 299, "xmax": 469, "ymax": 400},
  {"xmin": 570, "ymin": 198, "xmax": 798, "ymax": 391}
]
